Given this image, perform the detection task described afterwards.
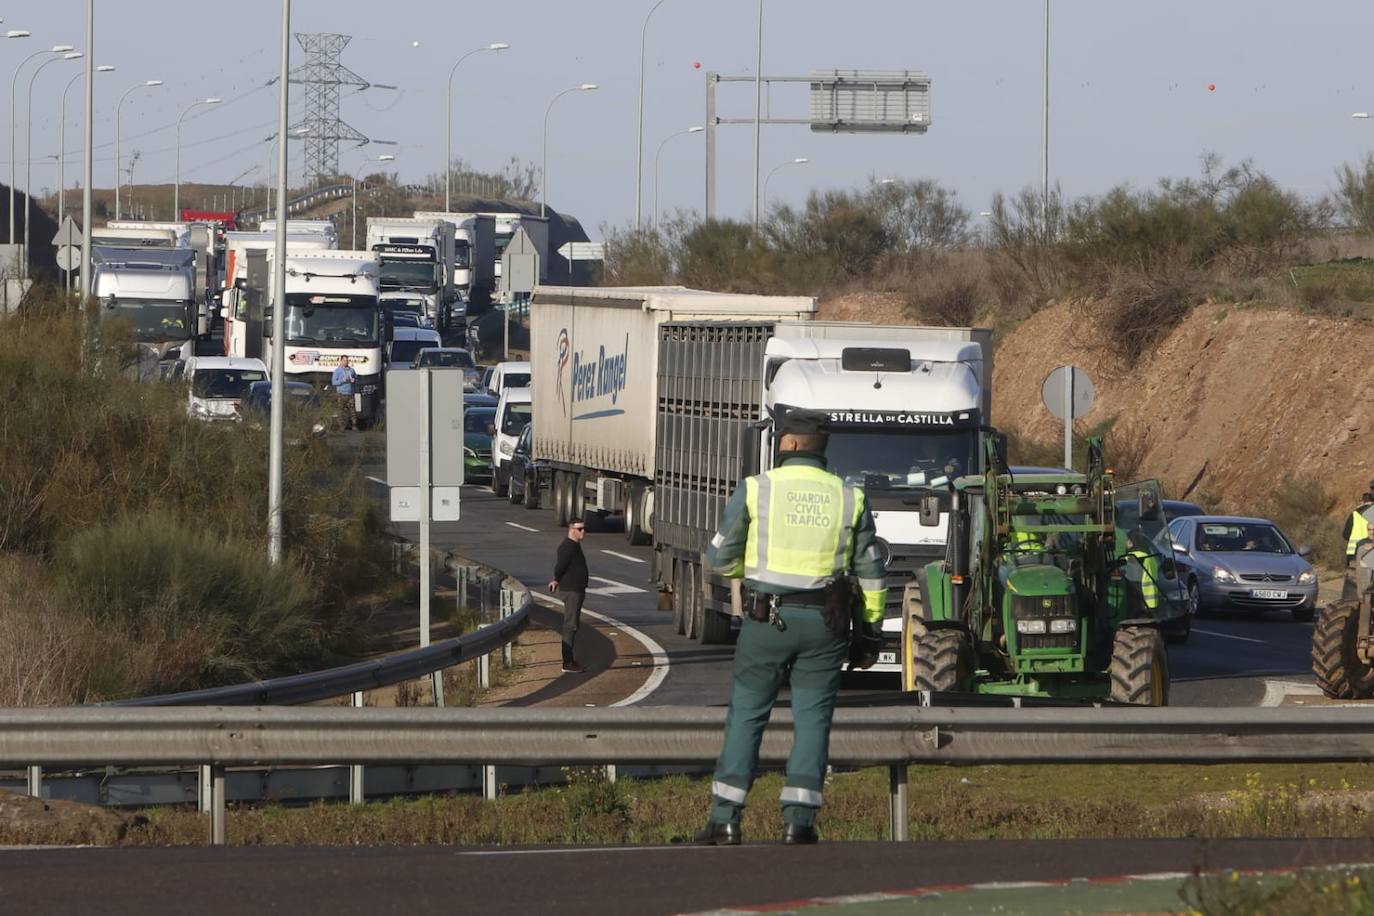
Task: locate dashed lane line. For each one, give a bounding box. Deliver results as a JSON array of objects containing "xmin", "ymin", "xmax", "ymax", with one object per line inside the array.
[
  {"xmin": 602, "ymin": 549, "xmax": 646, "ymax": 564},
  {"xmin": 504, "ymin": 522, "xmax": 540, "ymax": 533},
  {"xmin": 1192, "ymin": 628, "xmax": 1265, "ymax": 644}
]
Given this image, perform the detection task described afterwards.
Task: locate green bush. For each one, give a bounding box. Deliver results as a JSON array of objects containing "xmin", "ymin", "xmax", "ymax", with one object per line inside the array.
[{"xmin": 1335, "ymin": 153, "xmax": 1374, "ymax": 235}]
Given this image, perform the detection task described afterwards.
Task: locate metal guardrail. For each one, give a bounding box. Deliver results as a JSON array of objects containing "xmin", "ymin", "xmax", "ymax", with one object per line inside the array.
[
  {"xmin": 7, "ymin": 706, "xmax": 1374, "ymax": 844},
  {"xmin": 107, "ymin": 582, "xmax": 529, "ymax": 708},
  {"xmin": 238, "ymin": 182, "xmax": 353, "ymax": 226}
]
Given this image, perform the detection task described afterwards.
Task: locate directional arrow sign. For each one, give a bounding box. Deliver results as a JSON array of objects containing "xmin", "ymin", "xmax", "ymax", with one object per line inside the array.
[{"xmin": 51, "ymin": 215, "xmax": 83, "ymax": 248}]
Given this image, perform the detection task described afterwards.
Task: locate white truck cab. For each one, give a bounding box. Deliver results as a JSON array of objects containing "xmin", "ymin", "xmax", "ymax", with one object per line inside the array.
[{"xmin": 92, "ymin": 262, "xmax": 196, "ymax": 361}]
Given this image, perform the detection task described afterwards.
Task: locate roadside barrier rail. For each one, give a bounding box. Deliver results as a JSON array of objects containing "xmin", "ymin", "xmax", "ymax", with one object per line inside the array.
[{"xmin": 5, "ymin": 706, "xmax": 1374, "ymax": 845}]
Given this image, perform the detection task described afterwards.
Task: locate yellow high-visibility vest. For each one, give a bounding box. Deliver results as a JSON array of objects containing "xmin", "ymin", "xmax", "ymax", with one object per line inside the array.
[
  {"xmin": 1126, "ymin": 549, "xmax": 1160, "ymax": 610},
  {"xmin": 1348, "ymin": 510, "xmax": 1370, "ymax": 558}
]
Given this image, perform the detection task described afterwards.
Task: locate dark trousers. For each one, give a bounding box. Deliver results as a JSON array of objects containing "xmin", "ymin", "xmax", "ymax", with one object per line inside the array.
[
  {"xmin": 558, "ymin": 589, "xmax": 585, "ymax": 663},
  {"xmin": 337, "ymin": 393, "xmax": 357, "ymax": 430}
]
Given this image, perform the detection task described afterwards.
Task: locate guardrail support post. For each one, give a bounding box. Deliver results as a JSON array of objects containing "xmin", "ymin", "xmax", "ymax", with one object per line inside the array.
[
  {"xmin": 209, "ymin": 764, "xmax": 226, "ymax": 847},
  {"xmin": 198, "ymin": 764, "xmax": 212, "ymax": 813},
  {"xmin": 604, "ymin": 765, "xmax": 617, "ymax": 785},
  {"xmin": 887, "ymin": 764, "xmax": 908, "ymax": 842},
  {"xmin": 477, "ymin": 653, "xmax": 490, "ymax": 690},
  {"xmin": 350, "ymin": 690, "xmax": 365, "ymax": 804},
  {"xmin": 25, "ymin": 765, "xmax": 41, "ymax": 798},
  {"xmin": 481, "ymin": 765, "xmax": 498, "ymax": 801},
  {"xmin": 501, "ymin": 589, "xmax": 514, "ymax": 667}
]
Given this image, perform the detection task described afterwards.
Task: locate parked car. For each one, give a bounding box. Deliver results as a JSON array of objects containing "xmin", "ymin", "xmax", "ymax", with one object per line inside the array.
[
  {"xmin": 184, "ymin": 356, "xmax": 268, "ymax": 421},
  {"xmin": 389, "ymin": 311, "xmax": 422, "ymax": 330},
  {"xmin": 507, "ymin": 422, "xmax": 545, "ymax": 509},
  {"xmin": 1164, "ymin": 500, "xmax": 1206, "ymax": 518},
  {"xmin": 413, "ymin": 347, "xmax": 481, "ymax": 390},
  {"xmin": 241, "ymin": 380, "xmax": 327, "ymax": 440},
  {"xmin": 382, "ymin": 294, "xmax": 432, "ymax": 329},
  {"xmin": 490, "ymin": 386, "xmax": 532, "ymax": 497},
  {"xmin": 1166, "ymin": 515, "xmax": 1317, "ymax": 621},
  {"xmin": 465, "ymin": 390, "xmax": 499, "ymax": 409},
  {"xmin": 463, "ymin": 406, "xmax": 496, "ymax": 483},
  {"xmin": 387, "ymin": 327, "xmax": 443, "ymax": 368}
]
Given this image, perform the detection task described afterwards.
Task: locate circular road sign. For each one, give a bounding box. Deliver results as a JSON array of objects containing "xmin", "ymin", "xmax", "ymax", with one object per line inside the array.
[{"xmin": 1041, "ymin": 365, "xmax": 1095, "ymax": 421}]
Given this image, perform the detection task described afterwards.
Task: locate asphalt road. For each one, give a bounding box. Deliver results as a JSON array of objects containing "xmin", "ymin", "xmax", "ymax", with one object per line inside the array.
[
  {"xmin": 4, "ymin": 838, "xmax": 1369, "ymax": 915},
  {"xmin": 387, "ymin": 479, "xmax": 1321, "ymax": 709}
]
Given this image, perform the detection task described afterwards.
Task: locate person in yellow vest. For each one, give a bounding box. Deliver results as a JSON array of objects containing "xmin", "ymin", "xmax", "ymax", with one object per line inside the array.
[
  {"xmin": 1123, "ymin": 529, "xmax": 1161, "ymax": 614},
  {"xmin": 1343, "ymin": 489, "xmax": 1374, "ymax": 564},
  {"xmin": 694, "ymin": 409, "xmax": 888, "ymax": 846}
]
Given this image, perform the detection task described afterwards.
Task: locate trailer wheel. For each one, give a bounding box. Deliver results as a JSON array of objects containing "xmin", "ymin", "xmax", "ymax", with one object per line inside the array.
[
  {"xmin": 672, "ymin": 562, "xmax": 688, "ymax": 635},
  {"xmin": 522, "ymin": 470, "xmax": 540, "ymax": 510},
  {"xmin": 911, "ymin": 629, "xmax": 970, "ymax": 693},
  {"xmin": 1311, "ymin": 601, "xmax": 1374, "ymax": 699},
  {"xmin": 624, "ymin": 483, "xmax": 650, "ymax": 546},
  {"xmin": 1109, "ymin": 628, "xmax": 1170, "ymax": 706},
  {"xmin": 699, "ymin": 596, "xmax": 732, "ymax": 645},
  {"xmin": 553, "ymin": 472, "xmax": 570, "ymax": 527},
  {"xmin": 490, "ymin": 465, "xmax": 508, "ymax": 498},
  {"xmin": 570, "ymin": 474, "xmax": 586, "ymax": 522}
]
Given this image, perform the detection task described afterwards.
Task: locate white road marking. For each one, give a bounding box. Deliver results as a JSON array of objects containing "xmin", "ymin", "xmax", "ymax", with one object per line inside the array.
[
  {"xmin": 504, "ymin": 522, "xmax": 539, "ymax": 533},
  {"xmin": 585, "ymin": 576, "xmax": 646, "ymax": 596},
  {"xmin": 602, "ymin": 549, "xmax": 646, "ymax": 564},
  {"xmin": 458, "ymin": 845, "xmax": 762, "ymax": 857},
  {"xmin": 1260, "ymin": 678, "xmax": 1324, "ymax": 707},
  {"xmin": 532, "ymin": 592, "xmax": 669, "ymax": 706},
  {"xmin": 1192, "ymin": 628, "xmax": 1265, "ymax": 644}
]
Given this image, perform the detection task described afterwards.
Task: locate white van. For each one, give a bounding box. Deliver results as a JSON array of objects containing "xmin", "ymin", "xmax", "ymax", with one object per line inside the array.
[
  {"xmin": 490, "ymin": 385, "xmax": 532, "ymax": 496},
  {"xmin": 387, "ymin": 326, "xmax": 442, "ymax": 368},
  {"xmin": 484, "ymin": 360, "xmax": 531, "ymax": 396},
  {"xmin": 183, "ymin": 356, "xmax": 268, "ymax": 421}
]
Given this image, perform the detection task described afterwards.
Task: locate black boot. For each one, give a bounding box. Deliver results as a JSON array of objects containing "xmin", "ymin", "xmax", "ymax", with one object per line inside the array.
[
  {"xmin": 693, "ymin": 822, "xmax": 741, "ymax": 846},
  {"xmin": 781, "ymin": 823, "xmax": 818, "ymax": 845}
]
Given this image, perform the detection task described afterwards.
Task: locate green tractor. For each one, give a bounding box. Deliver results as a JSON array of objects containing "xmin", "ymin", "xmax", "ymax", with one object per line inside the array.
[{"xmin": 900, "ymin": 435, "xmax": 1189, "ymax": 705}]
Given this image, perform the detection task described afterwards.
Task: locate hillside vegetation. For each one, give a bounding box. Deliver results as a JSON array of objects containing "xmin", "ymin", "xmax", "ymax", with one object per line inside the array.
[
  {"xmin": 606, "ymin": 153, "xmax": 1374, "ymax": 559},
  {"xmin": 0, "ymin": 301, "xmax": 394, "ymax": 703}
]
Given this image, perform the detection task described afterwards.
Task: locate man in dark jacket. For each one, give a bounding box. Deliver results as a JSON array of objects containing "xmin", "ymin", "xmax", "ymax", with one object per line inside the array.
[{"xmin": 548, "ymin": 517, "xmax": 589, "ymax": 673}]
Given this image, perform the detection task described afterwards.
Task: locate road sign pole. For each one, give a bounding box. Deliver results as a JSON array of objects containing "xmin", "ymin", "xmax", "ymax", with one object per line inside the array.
[{"xmin": 1063, "ymin": 368, "xmax": 1073, "ymax": 470}]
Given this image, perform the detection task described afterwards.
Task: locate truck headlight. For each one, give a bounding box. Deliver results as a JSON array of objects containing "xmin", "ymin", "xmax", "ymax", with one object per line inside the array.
[
  {"xmin": 1015, "ymin": 620, "xmax": 1047, "ymax": 635},
  {"xmin": 1048, "ymin": 619, "xmax": 1075, "ymax": 634},
  {"xmin": 499, "ymin": 440, "xmax": 514, "ymax": 457},
  {"xmin": 1298, "ymin": 569, "xmax": 1317, "ymax": 585},
  {"xmin": 1213, "ymin": 568, "xmax": 1236, "ymax": 583}
]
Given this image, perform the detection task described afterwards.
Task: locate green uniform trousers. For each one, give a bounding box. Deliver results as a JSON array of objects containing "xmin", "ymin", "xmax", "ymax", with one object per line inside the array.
[{"xmin": 709, "ymin": 605, "xmax": 849, "ymax": 828}]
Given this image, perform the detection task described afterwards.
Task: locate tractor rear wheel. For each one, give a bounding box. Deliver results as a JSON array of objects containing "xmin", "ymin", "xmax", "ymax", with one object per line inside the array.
[
  {"xmin": 1311, "ymin": 601, "xmax": 1374, "ymax": 699},
  {"xmin": 911, "ymin": 629, "xmax": 970, "ymax": 693},
  {"xmin": 1109, "ymin": 628, "xmax": 1169, "ymax": 706}
]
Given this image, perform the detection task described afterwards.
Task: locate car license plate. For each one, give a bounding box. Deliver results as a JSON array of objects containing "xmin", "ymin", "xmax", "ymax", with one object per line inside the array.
[
  {"xmin": 877, "ymin": 651, "xmax": 897, "ymax": 665},
  {"xmin": 1251, "ymin": 589, "xmax": 1288, "ymax": 600}
]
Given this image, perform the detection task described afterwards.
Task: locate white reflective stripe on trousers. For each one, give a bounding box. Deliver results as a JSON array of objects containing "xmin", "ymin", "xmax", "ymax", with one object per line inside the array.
[
  {"xmin": 712, "ymin": 780, "xmax": 748, "ymax": 804},
  {"xmin": 779, "ymin": 786, "xmax": 823, "ymax": 807}
]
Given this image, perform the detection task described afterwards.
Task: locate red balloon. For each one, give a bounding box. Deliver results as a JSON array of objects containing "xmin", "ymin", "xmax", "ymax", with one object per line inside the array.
[
  {"xmin": 1207, "ymin": 83, "xmax": 1216, "ymax": 91},
  {"xmin": 693, "ymin": 61, "xmax": 702, "ymax": 69}
]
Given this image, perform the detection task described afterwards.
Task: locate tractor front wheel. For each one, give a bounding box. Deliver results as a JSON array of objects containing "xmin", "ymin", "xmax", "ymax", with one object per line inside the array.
[
  {"xmin": 1311, "ymin": 601, "xmax": 1374, "ymax": 699},
  {"xmin": 1109, "ymin": 628, "xmax": 1169, "ymax": 706},
  {"xmin": 912, "ymin": 629, "xmax": 971, "ymax": 693}
]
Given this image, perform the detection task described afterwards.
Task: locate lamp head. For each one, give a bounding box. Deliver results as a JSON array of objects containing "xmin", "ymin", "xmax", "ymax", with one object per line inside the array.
[
  {"xmin": 204, "ymin": 97, "xmax": 222, "ymax": 104},
  {"xmin": 4, "ymin": 31, "xmax": 31, "ymax": 39},
  {"xmin": 687, "ymin": 126, "xmax": 704, "ymax": 133},
  {"xmin": 489, "ymin": 42, "xmax": 510, "ymax": 51},
  {"xmin": 579, "ymin": 83, "xmax": 598, "ymax": 91},
  {"xmin": 794, "ymin": 158, "xmax": 810, "ymax": 164},
  {"xmin": 51, "ymin": 44, "xmax": 74, "ymax": 53},
  {"xmin": 96, "ymin": 65, "xmax": 116, "ymax": 73},
  {"xmin": 145, "ymin": 80, "xmax": 163, "ymax": 87},
  {"xmin": 62, "ymin": 52, "xmax": 83, "ymax": 60}
]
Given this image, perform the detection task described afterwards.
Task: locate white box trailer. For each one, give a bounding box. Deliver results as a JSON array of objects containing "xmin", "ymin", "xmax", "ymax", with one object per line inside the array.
[{"xmin": 412, "ymin": 211, "xmax": 496, "ymax": 307}]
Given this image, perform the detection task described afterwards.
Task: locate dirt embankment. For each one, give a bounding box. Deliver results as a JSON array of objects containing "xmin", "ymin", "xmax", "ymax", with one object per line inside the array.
[
  {"xmin": 994, "ymin": 302, "xmax": 1374, "ymax": 513},
  {"xmin": 819, "ymin": 293, "xmax": 1374, "ymax": 515}
]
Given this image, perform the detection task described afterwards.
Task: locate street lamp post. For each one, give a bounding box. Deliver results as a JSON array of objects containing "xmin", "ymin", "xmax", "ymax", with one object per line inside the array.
[
  {"xmin": 115, "ymin": 79, "xmax": 162, "ymax": 219},
  {"xmin": 762, "ymin": 156, "xmax": 808, "ymax": 208},
  {"xmin": 9, "ymin": 42, "xmax": 64, "ymax": 246},
  {"xmin": 634, "ymin": 0, "xmax": 670, "ymax": 230},
  {"xmin": 1041, "ymin": 0, "xmax": 1049, "ymax": 216},
  {"xmin": 174, "ymin": 97, "xmax": 222, "ymax": 218},
  {"xmin": 653, "ymin": 126, "xmax": 702, "ymax": 228},
  {"xmin": 59, "ymin": 65, "xmax": 112, "ymax": 223},
  {"xmin": 269, "ymin": 0, "xmax": 291, "ymax": 567},
  {"xmin": 751, "ymin": 0, "xmax": 764, "ymax": 228},
  {"xmin": 444, "ymin": 42, "xmax": 507, "ymax": 213},
  {"xmin": 352, "ymin": 153, "xmax": 396, "ymax": 249},
  {"xmin": 542, "ymin": 83, "xmax": 597, "ymax": 219},
  {"xmin": 25, "ymin": 51, "xmax": 82, "ymax": 271}
]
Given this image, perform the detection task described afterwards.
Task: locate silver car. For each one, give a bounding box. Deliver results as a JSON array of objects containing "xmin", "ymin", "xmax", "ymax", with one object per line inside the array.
[{"xmin": 1166, "ymin": 515, "xmax": 1317, "ymax": 621}]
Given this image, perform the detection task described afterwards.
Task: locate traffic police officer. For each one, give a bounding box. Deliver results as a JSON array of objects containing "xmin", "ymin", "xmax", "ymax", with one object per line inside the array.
[
  {"xmin": 1344, "ymin": 487, "xmax": 1374, "ymax": 564},
  {"xmin": 694, "ymin": 408, "xmax": 888, "ymax": 846}
]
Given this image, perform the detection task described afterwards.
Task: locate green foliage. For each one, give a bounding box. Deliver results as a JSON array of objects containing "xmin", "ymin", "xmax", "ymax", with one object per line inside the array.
[
  {"xmin": 1335, "ymin": 153, "xmax": 1374, "ymax": 235},
  {"xmin": 1256, "ymin": 475, "xmax": 1344, "ymax": 570}
]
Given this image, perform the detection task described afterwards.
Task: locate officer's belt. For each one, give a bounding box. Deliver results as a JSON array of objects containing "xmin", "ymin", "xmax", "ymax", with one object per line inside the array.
[{"xmin": 773, "ymin": 590, "xmax": 829, "ymax": 608}]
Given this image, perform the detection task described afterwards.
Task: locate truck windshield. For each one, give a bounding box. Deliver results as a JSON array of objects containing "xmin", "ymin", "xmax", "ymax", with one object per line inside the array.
[
  {"xmin": 825, "ymin": 429, "xmax": 979, "ymax": 489},
  {"xmin": 378, "ymin": 260, "xmax": 437, "ymax": 290},
  {"xmin": 281, "ymin": 294, "xmax": 378, "ymax": 346},
  {"xmin": 104, "ymin": 299, "xmax": 190, "ymax": 340}
]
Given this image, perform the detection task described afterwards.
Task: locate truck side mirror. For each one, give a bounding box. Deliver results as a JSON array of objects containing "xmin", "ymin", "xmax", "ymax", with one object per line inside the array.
[
  {"xmin": 919, "ymin": 496, "xmax": 941, "ymax": 527},
  {"xmin": 738, "ymin": 425, "xmax": 762, "ymax": 481}
]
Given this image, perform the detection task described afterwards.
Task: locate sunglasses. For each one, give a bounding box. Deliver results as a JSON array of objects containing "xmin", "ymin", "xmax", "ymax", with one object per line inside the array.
[{"xmin": 570, "ymin": 526, "xmax": 586, "ymax": 532}]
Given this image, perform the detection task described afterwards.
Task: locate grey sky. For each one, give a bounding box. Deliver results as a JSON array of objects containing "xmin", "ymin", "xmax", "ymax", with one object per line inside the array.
[{"xmin": 7, "ymin": 1, "xmax": 1374, "ymax": 234}]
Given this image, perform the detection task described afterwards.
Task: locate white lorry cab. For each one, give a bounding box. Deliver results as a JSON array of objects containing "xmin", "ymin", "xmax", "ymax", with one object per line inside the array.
[
  {"xmin": 92, "ymin": 261, "xmax": 196, "ymax": 362},
  {"xmin": 412, "ymin": 211, "xmax": 495, "ymax": 307},
  {"xmin": 263, "ymin": 250, "xmax": 384, "ymax": 426},
  {"xmin": 220, "ymin": 231, "xmax": 333, "ymax": 358},
  {"xmin": 491, "ymin": 386, "xmax": 533, "ymax": 492},
  {"xmin": 366, "ymin": 217, "xmax": 457, "ymax": 330},
  {"xmin": 90, "ymin": 225, "xmax": 182, "ymax": 249}
]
